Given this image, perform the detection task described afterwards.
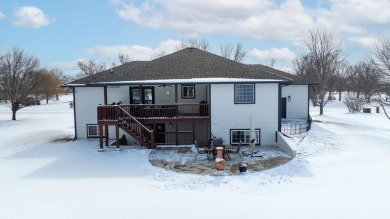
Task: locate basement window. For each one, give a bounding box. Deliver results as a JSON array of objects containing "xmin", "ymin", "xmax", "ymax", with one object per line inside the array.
[
  {"xmin": 230, "ymin": 129, "xmax": 260, "ymax": 145},
  {"xmin": 87, "ymin": 124, "xmax": 104, "ymax": 139}
]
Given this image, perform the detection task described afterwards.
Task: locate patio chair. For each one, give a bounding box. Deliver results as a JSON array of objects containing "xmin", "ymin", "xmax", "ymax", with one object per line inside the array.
[
  {"xmin": 227, "ymin": 140, "xmax": 242, "ymax": 159},
  {"xmin": 211, "ymin": 138, "xmax": 223, "ymax": 147},
  {"xmin": 194, "ymin": 141, "xmax": 211, "ymax": 160}
]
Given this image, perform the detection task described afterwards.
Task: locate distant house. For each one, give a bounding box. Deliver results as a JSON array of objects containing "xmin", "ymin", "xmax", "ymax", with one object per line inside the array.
[{"xmin": 65, "ymin": 47, "xmax": 311, "ymax": 151}]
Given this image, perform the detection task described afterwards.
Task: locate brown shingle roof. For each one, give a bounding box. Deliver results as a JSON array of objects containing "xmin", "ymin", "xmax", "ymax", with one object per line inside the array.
[
  {"xmin": 67, "ymin": 48, "xmax": 307, "ymax": 86},
  {"xmin": 69, "ymin": 61, "xmax": 146, "ymax": 85},
  {"xmin": 249, "ymin": 64, "xmax": 311, "ymax": 85}
]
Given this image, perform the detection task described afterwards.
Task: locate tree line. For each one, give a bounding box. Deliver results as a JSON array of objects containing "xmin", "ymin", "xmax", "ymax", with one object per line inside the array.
[
  {"xmin": 76, "ymin": 39, "xmax": 247, "ymax": 77},
  {"xmin": 2, "ymin": 34, "xmax": 390, "ymax": 120},
  {"xmin": 0, "ymin": 48, "xmax": 69, "ymax": 120},
  {"xmin": 294, "ymin": 29, "xmax": 390, "ymax": 119}
]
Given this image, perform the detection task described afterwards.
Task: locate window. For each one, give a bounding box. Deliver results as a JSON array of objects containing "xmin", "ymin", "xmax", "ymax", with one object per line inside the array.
[
  {"xmin": 129, "ymin": 87, "xmax": 155, "ymax": 104},
  {"xmin": 87, "ymin": 124, "xmax": 104, "ymax": 138},
  {"xmin": 235, "ymin": 84, "xmax": 255, "ymax": 104},
  {"xmin": 230, "ymin": 129, "xmax": 260, "ymax": 145},
  {"xmin": 181, "ymin": 85, "xmax": 195, "ymax": 99}
]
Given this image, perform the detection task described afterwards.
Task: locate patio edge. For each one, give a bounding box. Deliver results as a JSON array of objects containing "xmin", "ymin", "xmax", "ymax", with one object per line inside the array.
[{"xmin": 276, "ymin": 131, "xmax": 296, "ymax": 157}]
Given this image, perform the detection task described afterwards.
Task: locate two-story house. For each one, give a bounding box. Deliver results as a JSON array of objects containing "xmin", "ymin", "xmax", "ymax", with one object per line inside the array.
[{"xmin": 65, "ymin": 47, "xmax": 311, "ymax": 152}]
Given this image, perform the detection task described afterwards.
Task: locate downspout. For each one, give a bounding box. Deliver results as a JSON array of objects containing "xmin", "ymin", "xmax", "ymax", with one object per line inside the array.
[
  {"xmin": 278, "ymin": 83, "xmax": 282, "ymax": 132},
  {"xmin": 72, "ymin": 87, "xmax": 77, "ymax": 140},
  {"xmin": 209, "ymin": 83, "xmax": 212, "ymax": 139},
  {"xmin": 174, "ymin": 84, "xmax": 178, "ymax": 104},
  {"xmin": 276, "ymin": 83, "xmax": 282, "ymax": 143},
  {"xmin": 307, "ymin": 84, "xmax": 310, "ymax": 120},
  {"xmin": 307, "ymin": 84, "xmax": 312, "ymax": 131}
]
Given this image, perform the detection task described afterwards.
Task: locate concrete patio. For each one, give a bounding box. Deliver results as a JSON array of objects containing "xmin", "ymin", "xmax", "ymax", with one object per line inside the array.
[{"xmin": 149, "ymin": 145, "xmax": 292, "ymax": 175}]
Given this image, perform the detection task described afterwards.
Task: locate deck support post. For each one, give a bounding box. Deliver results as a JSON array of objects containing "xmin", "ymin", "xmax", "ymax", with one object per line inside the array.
[
  {"xmin": 104, "ymin": 86, "xmax": 109, "ymax": 147},
  {"xmin": 115, "ymin": 123, "xmax": 120, "ymax": 151},
  {"xmin": 192, "ymin": 121, "xmax": 196, "ymax": 143},
  {"xmin": 105, "ymin": 126, "xmax": 109, "ymax": 146},
  {"xmin": 175, "ymin": 122, "xmax": 179, "ymax": 145},
  {"xmin": 98, "ymin": 124, "xmax": 104, "ymax": 152}
]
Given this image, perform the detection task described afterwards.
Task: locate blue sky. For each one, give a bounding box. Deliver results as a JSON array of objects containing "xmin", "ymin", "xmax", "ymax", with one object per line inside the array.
[{"xmin": 1, "ymin": 0, "xmax": 389, "ymax": 75}]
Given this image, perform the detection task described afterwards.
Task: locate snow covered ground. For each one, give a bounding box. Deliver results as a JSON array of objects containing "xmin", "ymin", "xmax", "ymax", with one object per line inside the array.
[{"xmin": 0, "ymin": 96, "xmax": 389, "ymax": 219}]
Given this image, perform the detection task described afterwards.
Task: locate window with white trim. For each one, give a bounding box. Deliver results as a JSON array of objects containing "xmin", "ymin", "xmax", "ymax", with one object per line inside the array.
[
  {"xmin": 87, "ymin": 124, "xmax": 104, "ymax": 138},
  {"xmin": 181, "ymin": 85, "xmax": 195, "ymax": 99},
  {"xmin": 235, "ymin": 84, "xmax": 255, "ymax": 104},
  {"xmin": 230, "ymin": 129, "xmax": 260, "ymax": 145}
]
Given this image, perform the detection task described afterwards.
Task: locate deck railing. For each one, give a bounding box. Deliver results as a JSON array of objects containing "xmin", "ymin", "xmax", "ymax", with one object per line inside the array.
[
  {"xmin": 97, "ymin": 105, "xmax": 155, "ymax": 147},
  {"xmin": 156, "ymin": 131, "xmax": 194, "ymax": 145},
  {"xmin": 281, "ymin": 119, "xmax": 309, "ymax": 135},
  {"xmin": 120, "ymin": 104, "xmax": 209, "ymax": 119},
  {"xmin": 97, "ymin": 104, "xmax": 208, "ymax": 147}
]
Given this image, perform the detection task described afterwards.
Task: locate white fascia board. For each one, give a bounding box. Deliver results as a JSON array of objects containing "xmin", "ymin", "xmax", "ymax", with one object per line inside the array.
[{"xmin": 99, "ymin": 78, "xmax": 284, "ymax": 84}]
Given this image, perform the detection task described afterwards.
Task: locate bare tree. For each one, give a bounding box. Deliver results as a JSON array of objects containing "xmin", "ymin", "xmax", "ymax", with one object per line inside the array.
[
  {"xmin": 356, "ymin": 61, "xmax": 381, "ymax": 102},
  {"xmin": 31, "ymin": 69, "xmax": 55, "ymax": 104},
  {"xmin": 294, "ymin": 54, "xmax": 320, "ymax": 106},
  {"xmin": 294, "ymin": 29, "xmax": 344, "ymax": 115},
  {"xmin": 50, "ymin": 68, "xmax": 67, "ymax": 100},
  {"xmin": 0, "ymin": 47, "xmax": 40, "ymax": 120},
  {"xmin": 264, "ymin": 58, "xmax": 276, "ymax": 68},
  {"xmin": 333, "ymin": 62, "xmax": 349, "ymax": 101},
  {"xmin": 219, "ymin": 42, "xmax": 246, "ymax": 62},
  {"xmin": 371, "ymin": 39, "xmax": 390, "ymax": 78},
  {"xmin": 177, "ymin": 38, "xmax": 211, "ymax": 52},
  {"xmin": 77, "ymin": 60, "xmax": 107, "ymax": 76},
  {"xmin": 150, "ymin": 50, "xmax": 166, "ymax": 60},
  {"xmin": 371, "ymin": 39, "xmax": 390, "ymax": 119},
  {"xmin": 118, "ymin": 54, "xmax": 132, "ymax": 65}
]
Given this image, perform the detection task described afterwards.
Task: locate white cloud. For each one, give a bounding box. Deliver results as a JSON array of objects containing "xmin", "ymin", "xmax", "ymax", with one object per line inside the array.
[
  {"xmin": 248, "ymin": 47, "xmax": 296, "ymax": 70},
  {"xmin": 13, "ymin": 6, "xmax": 53, "ymax": 28},
  {"xmin": 85, "ymin": 39, "xmax": 182, "ymax": 61},
  {"xmin": 48, "ymin": 59, "xmax": 82, "ymax": 75},
  {"xmin": 112, "ymin": 0, "xmax": 390, "ymax": 55},
  {"xmin": 109, "ymin": 0, "xmax": 124, "ymax": 5},
  {"xmin": 347, "ymin": 36, "xmax": 379, "ymax": 48},
  {"xmin": 0, "ymin": 12, "xmax": 5, "ymax": 19},
  {"xmin": 249, "ymin": 47, "xmax": 296, "ymax": 63},
  {"xmin": 113, "ymin": 0, "xmax": 315, "ymax": 43},
  {"xmin": 314, "ymin": 0, "xmax": 390, "ymax": 44}
]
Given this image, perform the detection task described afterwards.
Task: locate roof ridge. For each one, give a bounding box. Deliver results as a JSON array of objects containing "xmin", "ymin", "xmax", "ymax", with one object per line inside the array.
[{"xmin": 249, "ymin": 64, "xmax": 294, "ymax": 81}]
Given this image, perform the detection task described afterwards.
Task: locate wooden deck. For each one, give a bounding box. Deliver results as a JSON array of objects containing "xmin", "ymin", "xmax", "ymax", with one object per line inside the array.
[
  {"xmin": 97, "ymin": 104, "xmax": 210, "ymax": 149},
  {"xmin": 120, "ymin": 104, "xmax": 209, "ymax": 120}
]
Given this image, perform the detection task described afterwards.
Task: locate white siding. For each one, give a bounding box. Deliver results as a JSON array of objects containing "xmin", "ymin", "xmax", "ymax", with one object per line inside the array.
[
  {"xmin": 155, "ymin": 86, "xmax": 175, "ymax": 104},
  {"xmin": 282, "ymin": 85, "xmax": 308, "ymax": 119},
  {"xmin": 210, "ymin": 83, "xmax": 279, "ymax": 146},
  {"xmin": 74, "ymin": 87, "xmax": 104, "ymax": 139},
  {"xmin": 75, "ymin": 86, "xmax": 139, "ymax": 143},
  {"xmin": 177, "ymin": 84, "xmax": 208, "ymax": 104},
  {"xmin": 107, "ymin": 86, "xmax": 130, "ymax": 104}
]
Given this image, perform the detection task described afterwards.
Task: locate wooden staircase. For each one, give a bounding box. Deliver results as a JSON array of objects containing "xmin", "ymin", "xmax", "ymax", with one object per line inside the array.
[{"xmin": 97, "ymin": 105, "xmax": 155, "ymax": 148}]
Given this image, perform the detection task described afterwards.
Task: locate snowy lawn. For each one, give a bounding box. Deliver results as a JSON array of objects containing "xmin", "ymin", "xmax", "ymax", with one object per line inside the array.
[{"xmin": 0, "ymin": 96, "xmax": 389, "ymax": 219}]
